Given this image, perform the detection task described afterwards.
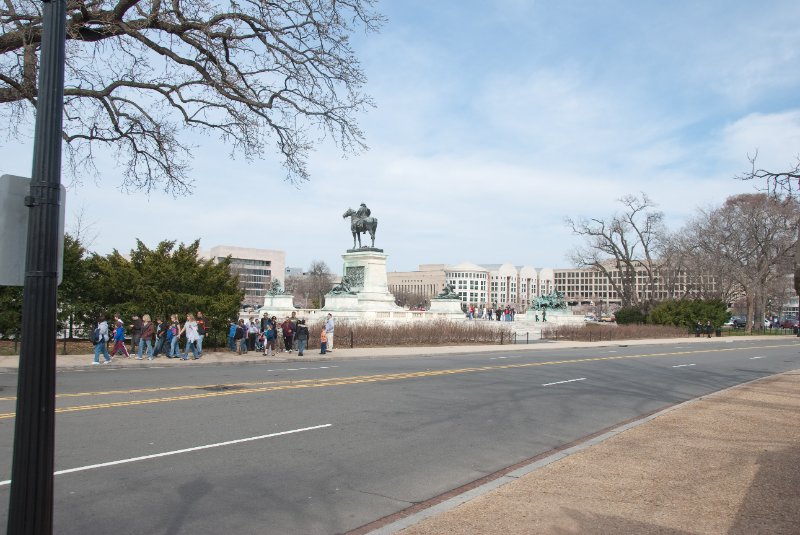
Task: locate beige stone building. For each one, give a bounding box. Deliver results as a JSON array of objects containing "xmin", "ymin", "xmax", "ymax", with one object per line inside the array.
[
  {"xmin": 389, "ymin": 262, "xmax": 547, "ymax": 310},
  {"xmin": 387, "ymin": 264, "xmax": 447, "ymax": 301},
  {"xmin": 202, "ymin": 245, "xmax": 286, "ymax": 306}
]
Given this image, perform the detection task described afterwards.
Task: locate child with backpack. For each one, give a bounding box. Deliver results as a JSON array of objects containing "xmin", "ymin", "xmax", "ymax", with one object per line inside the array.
[
  {"xmin": 319, "ymin": 326, "xmax": 327, "ymax": 355},
  {"xmin": 110, "ymin": 319, "xmax": 130, "ymax": 358},
  {"xmin": 263, "ymin": 322, "xmax": 276, "ymax": 356}
]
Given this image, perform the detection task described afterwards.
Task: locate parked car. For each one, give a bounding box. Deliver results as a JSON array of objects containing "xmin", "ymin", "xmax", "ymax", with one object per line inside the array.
[
  {"xmin": 726, "ymin": 315, "xmax": 747, "ymax": 329},
  {"xmin": 780, "ymin": 317, "xmax": 799, "ymax": 329}
]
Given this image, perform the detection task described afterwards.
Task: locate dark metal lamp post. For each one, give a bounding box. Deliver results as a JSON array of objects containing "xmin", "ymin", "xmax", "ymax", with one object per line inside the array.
[{"xmin": 7, "ymin": 0, "xmax": 67, "ymax": 533}]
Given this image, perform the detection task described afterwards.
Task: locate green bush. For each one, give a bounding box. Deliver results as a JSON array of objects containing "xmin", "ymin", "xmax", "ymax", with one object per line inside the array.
[
  {"xmin": 614, "ymin": 306, "xmax": 646, "ymax": 325},
  {"xmin": 648, "ymin": 299, "xmax": 730, "ymax": 329}
]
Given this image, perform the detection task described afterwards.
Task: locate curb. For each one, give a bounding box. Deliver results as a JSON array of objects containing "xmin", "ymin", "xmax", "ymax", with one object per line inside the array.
[{"xmin": 0, "ymin": 336, "xmax": 792, "ymax": 374}]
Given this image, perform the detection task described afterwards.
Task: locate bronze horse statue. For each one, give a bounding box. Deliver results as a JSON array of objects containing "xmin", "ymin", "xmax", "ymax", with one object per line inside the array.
[{"xmin": 343, "ymin": 208, "xmax": 378, "ymax": 249}]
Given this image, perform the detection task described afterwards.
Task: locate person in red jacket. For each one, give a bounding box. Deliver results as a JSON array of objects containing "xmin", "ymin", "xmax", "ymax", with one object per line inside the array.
[{"xmin": 281, "ymin": 316, "xmax": 295, "ymax": 353}]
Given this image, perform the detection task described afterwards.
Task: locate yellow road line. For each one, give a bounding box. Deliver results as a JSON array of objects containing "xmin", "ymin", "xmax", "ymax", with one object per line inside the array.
[{"xmin": 0, "ymin": 343, "xmax": 794, "ymax": 419}]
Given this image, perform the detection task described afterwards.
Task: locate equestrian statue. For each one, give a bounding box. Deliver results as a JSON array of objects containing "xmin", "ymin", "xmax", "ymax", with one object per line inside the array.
[{"xmin": 343, "ymin": 203, "xmax": 379, "ymax": 249}]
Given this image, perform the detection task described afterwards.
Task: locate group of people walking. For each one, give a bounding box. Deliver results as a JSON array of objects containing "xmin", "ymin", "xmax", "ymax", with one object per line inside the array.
[
  {"xmin": 91, "ymin": 312, "xmax": 209, "ymax": 364},
  {"xmin": 467, "ymin": 305, "xmax": 517, "ymax": 321},
  {"xmin": 228, "ymin": 312, "xmax": 335, "ymax": 357}
]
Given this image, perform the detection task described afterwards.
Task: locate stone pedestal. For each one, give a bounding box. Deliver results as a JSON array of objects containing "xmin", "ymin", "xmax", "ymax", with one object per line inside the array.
[
  {"xmin": 263, "ymin": 294, "xmax": 296, "ymax": 315},
  {"xmin": 322, "ymin": 294, "xmax": 359, "ymax": 312},
  {"xmin": 526, "ymin": 308, "xmax": 583, "ymax": 325},
  {"xmin": 428, "ymin": 298, "xmax": 465, "ymax": 316},
  {"xmin": 338, "ymin": 250, "xmax": 400, "ymax": 310}
]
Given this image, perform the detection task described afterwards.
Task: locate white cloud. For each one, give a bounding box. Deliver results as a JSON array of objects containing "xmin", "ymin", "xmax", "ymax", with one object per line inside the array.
[
  {"xmin": 3, "ymin": 1, "xmax": 800, "ymax": 275},
  {"xmin": 718, "ymin": 111, "xmax": 800, "ymax": 170}
]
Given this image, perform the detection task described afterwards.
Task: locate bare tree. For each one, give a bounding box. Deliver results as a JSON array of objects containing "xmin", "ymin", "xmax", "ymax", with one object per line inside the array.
[
  {"xmin": 737, "ymin": 152, "xmax": 800, "ymax": 300},
  {"xmin": 393, "ymin": 289, "xmax": 430, "ymax": 310},
  {"xmin": 566, "ymin": 193, "xmax": 666, "ymax": 311},
  {"xmin": 1, "ymin": 0, "xmax": 383, "ymax": 193},
  {"xmin": 284, "ymin": 260, "xmax": 332, "ymax": 308},
  {"xmin": 685, "ymin": 193, "xmax": 798, "ymax": 332},
  {"xmin": 659, "ymin": 230, "xmax": 739, "ymax": 303}
]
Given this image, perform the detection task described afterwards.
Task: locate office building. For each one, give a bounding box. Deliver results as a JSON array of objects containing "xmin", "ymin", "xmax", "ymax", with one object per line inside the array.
[{"xmin": 202, "ymin": 245, "xmax": 285, "ymax": 306}]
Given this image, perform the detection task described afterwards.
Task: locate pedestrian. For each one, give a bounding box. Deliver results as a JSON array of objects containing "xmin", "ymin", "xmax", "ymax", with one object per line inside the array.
[
  {"xmin": 167, "ymin": 314, "xmax": 181, "ymax": 358},
  {"xmin": 487, "ymin": 308, "xmax": 493, "ymax": 321},
  {"xmin": 542, "ymin": 309, "xmax": 547, "ymax": 322},
  {"xmin": 196, "ymin": 311, "xmax": 208, "ymax": 357},
  {"xmin": 705, "ymin": 320, "xmax": 713, "ymax": 339},
  {"xmin": 295, "ymin": 319, "xmax": 309, "ymax": 356},
  {"xmin": 237, "ymin": 318, "xmax": 248, "ymax": 354},
  {"xmin": 325, "ymin": 313, "xmax": 335, "ymax": 351},
  {"xmin": 282, "ymin": 316, "xmax": 295, "ymax": 353},
  {"xmin": 153, "ymin": 317, "xmax": 167, "ymax": 357},
  {"xmin": 91, "ymin": 315, "xmax": 113, "ymax": 364},
  {"xmin": 110, "ymin": 319, "xmax": 130, "ymax": 358},
  {"xmin": 695, "ymin": 322, "xmax": 702, "ymax": 337},
  {"xmin": 180, "ymin": 313, "xmax": 201, "ymax": 360},
  {"xmin": 256, "ymin": 329, "xmax": 265, "ymax": 352},
  {"xmin": 320, "ymin": 326, "xmax": 328, "ymax": 354},
  {"xmin": 496, "ymin": 307, "xmax": 502, "ymax": 321},
  {"xmin": 228, "ymin": 320, "xmax": 237, "ymax": 352},
  {"xmin": 247, "ymin": 318, "xmax": 259, "ymax": 351},
  {"xmin": 138, "ymin": 314, "xmax": 155, "ymax": 360},
  {"xmin": 263, "ymin": 321, "xmax": 276, "ymax": 356},
  {"xmin": 130, "ymin": 314, "xmax": 142, "ymax": 355}
]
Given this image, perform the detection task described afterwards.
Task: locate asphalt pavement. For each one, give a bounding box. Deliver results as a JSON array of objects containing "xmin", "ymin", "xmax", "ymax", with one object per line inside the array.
[{"xmin": 0, "ymin": 335, "xmax": 797, "ymax": 534}]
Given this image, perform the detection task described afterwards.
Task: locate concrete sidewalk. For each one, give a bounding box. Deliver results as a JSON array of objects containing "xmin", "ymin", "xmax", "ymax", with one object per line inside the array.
[
  {"xmin": 368, "ymin": 370, "xmax": 800, "ymax": 535},
  {"xmin": 0, "ymin": 334, "xmax": 787, "ymax": 371}
]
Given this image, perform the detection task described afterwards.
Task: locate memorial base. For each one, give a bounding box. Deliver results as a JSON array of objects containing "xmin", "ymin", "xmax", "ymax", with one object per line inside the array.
[
  {"xmin": 526, "ymin": 308, "xmax": 583, "ymax": 325},
  {"xmin": 262, "ymin": 294, "xmax": 297, "ymax": 315}
]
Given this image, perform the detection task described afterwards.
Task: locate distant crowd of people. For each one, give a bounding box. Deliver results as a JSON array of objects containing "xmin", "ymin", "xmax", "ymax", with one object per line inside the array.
[
  {"xmin": 229, "ymin": 312, "xmax": 335, "ymax": 357},
  {"xmin": 91, "ymin": 312, "xmax": 209, "ymax": 364},
  {"xmin": 466, "ymin": 305, "xmax": 517, "ymax": 321}
]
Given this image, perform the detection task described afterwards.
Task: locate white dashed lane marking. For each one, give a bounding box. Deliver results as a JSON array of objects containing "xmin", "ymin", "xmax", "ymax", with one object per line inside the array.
[{"xmin": 542, "ymin": 378, "xmax": 586, "ymax": 387}]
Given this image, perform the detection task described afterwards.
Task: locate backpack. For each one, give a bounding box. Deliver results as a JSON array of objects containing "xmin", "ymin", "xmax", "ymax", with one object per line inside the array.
[
  {"xmin": 90, "ymin": 327, "xmax": 102, "ymax": 344},
  {"xmin": 167, "ymin": 324, "xmax": 178, "ymax": 341},
  {"xmin": 234, "ymin": 325, "xmax": 244, "ymax": 340}
]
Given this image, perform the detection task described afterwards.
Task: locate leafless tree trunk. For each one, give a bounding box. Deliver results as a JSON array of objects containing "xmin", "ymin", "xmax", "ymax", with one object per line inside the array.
[{"xmin": 566, "ymin": 193, "xmax": 665, "ymax": 311}]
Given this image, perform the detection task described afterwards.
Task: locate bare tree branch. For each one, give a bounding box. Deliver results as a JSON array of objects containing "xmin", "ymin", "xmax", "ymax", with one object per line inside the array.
[{"xmin": 0, "ymin": 0, "xmax": 384, "ymax": 193}]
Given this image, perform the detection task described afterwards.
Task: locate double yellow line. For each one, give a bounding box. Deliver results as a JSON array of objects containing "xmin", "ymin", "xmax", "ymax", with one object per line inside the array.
[{"xmin": 0, "ymin": 343, "xmax": 792, "ymax": 420}]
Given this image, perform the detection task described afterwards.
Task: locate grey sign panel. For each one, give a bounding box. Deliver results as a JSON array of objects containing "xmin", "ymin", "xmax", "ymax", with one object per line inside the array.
[{"xmin": 0, "ymin": 174, "xmax": 66, "ymax": 286}]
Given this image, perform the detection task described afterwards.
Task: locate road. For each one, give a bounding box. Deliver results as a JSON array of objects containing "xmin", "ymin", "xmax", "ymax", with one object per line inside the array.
[{"xmin": 0, "ymin": 338, "xmax": 798, "ymax": 534}]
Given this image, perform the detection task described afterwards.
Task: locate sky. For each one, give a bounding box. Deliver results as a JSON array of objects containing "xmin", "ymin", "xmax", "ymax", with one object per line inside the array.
[{"xmin": 2, "ymin": 0, "xmax": 800, "ymax": 275}]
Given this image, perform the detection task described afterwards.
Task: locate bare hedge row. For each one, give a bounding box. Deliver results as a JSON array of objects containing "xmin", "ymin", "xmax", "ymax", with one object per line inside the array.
[
  {"xmin": 541, "ymin": 323, "xmax": 689, "ymax": 342},
  {"xmin": 324, "ymin": 320, "xmax": 512, "ymax": 348}
]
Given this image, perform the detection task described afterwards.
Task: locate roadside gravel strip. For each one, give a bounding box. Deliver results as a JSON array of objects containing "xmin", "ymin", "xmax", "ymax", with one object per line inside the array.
[{"xmin": 363, "ymin": 370, "xmax": 800, "ymax": 535}]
